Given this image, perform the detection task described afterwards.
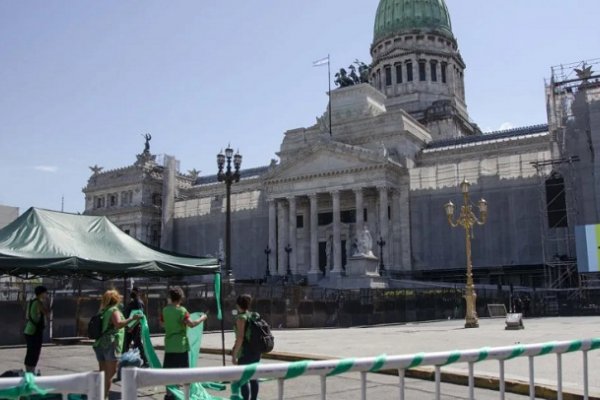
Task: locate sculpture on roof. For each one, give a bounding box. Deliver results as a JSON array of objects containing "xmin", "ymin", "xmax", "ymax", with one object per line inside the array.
[
  {"xmin": 89, "ymin": 164, "xmax": 103, "ymax": 175},
  {"xmin": 143, "ymin": 133, "xmax": 152, "ymax": 153},
  {"xmin": 187, "ymin": 168, "xmax": 200, "ymax": 180},
  {"xmin": 575, "ymin": 65, "xmax": 593, "ymax": 80},
  {"xmin": 335, "ymin": 60, "xmax": 371, "ymax": 87}
]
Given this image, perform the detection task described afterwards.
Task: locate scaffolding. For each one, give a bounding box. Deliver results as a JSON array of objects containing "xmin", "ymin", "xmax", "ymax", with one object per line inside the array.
[{"xmin": 533, "ymin": 58, "xmax": 600, "ymax": 289}]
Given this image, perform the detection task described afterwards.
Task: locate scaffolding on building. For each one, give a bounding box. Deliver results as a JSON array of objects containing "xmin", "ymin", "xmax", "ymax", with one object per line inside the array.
[{"xmin": 533, "ymin": 58, "xmax": 600, "ymax": 290}]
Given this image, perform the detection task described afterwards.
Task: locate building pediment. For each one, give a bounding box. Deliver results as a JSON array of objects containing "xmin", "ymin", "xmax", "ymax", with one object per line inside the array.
[{"xmin": 264, "ymin": 139, "xmax": 402, "ymax": 184}]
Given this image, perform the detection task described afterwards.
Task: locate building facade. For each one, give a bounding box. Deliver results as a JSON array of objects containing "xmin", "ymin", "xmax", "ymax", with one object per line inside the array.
[{"xmin": 82, "ymin": 0, "xmax": 600, "ymax": 288}]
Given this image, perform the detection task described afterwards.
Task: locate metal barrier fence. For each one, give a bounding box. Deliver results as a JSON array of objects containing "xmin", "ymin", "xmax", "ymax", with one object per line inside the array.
[
  {"xmin": 0, "ymin": 371, "xmax": 104, "ymax": 399},
  {"xmin": 122, "ymin": 338, "xmax": 600, "ymax": 400}
]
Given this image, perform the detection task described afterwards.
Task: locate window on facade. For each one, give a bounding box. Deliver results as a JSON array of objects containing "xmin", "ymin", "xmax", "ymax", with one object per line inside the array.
[
  {"xmin": 406, "ymin": 62, "xmax": 413, "ymax": 82},
  {"xmin": 546, "ymin": 173, "xmax": 568, "ymax": 228},
  {"xmin": 296, "ymin": 215, "xmax": 304, "ymax": 229},
  {"xmin": 384, "ymin": 65, "xmax": 392, "ymax": 86},
  {"xmin": 318, "ymin": 212, "xmax": 333, "ymax": 226},
  {"xmin": 110, "ymin": 195, "xmax": 116, "ymax": 207},
  {"xmin": 124, "ymin": 229, "xmax": 130, "ymax": 235},
  {"xmin": 419, "ymin": 61, "xmax": 427, "ymax": 81},
  {"xmin": 441, "ymin": 62, "xmax": 448, "ymax": 83},
  {"xmin": 395, "ymin": 64, "xmax": 402, "ymax": 84},
  {"xmin": 430, "ymin": 60, "xmax": 438, "ymax": 82},
  {"xmin": 341, "ymin": 210, "xmax": 356, "ymax": 224},
  {"xmin": 363, "ymin": 208, "xmax": 368, "ymax": 222},
  {"xmin": 152, "ymin": 193, "xmax": 162, "ymax": 206}
]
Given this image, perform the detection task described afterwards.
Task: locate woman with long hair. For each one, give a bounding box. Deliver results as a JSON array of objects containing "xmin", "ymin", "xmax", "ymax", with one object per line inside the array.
[{"xmin": 93, "ymin": 289, "xmax": 141, "ymax": 398}]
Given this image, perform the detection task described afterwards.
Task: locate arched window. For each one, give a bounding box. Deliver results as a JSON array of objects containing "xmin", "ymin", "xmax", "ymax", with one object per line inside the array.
[
  {"xmin": 384, "ymin": 65, "xmax": 392, "ymax": 86},
  {"xmin": 406, "ymin": 61, "xmax": 413, "ymax": 82},
  {"xmin": 430, "ymin": 60, "xmax": 438, "ymax": 82},
  {"xmin": 418, "ymin": 60, "xmax": 427, "ymax": 81},
  {"xmin": 441, "ymin": 62, "xmax": 448, "ymax": 83},
  {"xmin": 395, "ymin": 64, "xmax": 403, "ymax": 84}
]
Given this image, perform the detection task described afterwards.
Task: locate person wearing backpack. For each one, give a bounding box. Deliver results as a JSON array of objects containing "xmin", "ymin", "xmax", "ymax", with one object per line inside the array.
[
  {"xmin": 161, "ymin": 287, "xmax": 207, "ymax": 400},
  {"xmin": 23, "ymin": 285, "xmax": 49, "ymax": 373},
  {"xmin": 93, "ymin": 289, "xmax": 141, "ymax": 398},
  {"xmin": 231, "ymin": 294, "xmax": 261, "ymax": 400},
  {"xmin": 123, "ymin": 287, "xmax": 148, "ymax": 367}
]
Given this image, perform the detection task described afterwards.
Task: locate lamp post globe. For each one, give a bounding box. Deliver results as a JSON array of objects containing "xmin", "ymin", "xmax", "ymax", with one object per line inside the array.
[{"xmin": 216, "ymin": 146, "xmax": 242, "ymax": 279}]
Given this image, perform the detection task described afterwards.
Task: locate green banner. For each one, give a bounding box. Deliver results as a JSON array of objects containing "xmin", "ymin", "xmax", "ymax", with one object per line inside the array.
[{"xmin": 133, "ymin": 310, "xmax": 225, "ymax": 400}]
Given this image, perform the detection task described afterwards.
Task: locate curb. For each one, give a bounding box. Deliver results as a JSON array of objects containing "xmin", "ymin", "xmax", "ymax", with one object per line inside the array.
[{"xmin": 198, "ymin": 347, "xmax": 598, "ymax": 400}]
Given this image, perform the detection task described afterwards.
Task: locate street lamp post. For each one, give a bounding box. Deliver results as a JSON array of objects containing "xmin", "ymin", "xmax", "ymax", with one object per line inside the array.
[
  {"xmin": 284, "ymin": 244, "xmax": 292, "ymax": 281},
  {"xmin": 217, "ymin": 146, "xmax": 242, "ymax": 279},
  {"xmin": 264, "ymin": 246, "xmax": 271, "ymax": 280},
  {"xmin": 376, "ymin": 236, "xmax": 386, "ymax": 276},
  {"xmin": 444, "ymin": 178, "xmax": 488, "ymax": 329}
]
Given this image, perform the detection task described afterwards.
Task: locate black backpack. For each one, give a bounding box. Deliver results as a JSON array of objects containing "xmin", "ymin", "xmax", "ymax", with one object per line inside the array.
[
  {"xmin": 245, "ymin": 316, "xmax": 274, "ymax": 354},
  {"xmin": 87, "ymin": 313, "xmax": 104, "ymax": 340}
]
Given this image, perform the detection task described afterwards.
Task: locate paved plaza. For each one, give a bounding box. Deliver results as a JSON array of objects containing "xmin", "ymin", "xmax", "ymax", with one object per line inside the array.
[{"xmin": 0, "ymin": 317, "xmax": 598, "ymax": 399}]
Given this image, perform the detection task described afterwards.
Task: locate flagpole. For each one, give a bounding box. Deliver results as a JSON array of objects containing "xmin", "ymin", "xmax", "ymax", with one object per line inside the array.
[{"xmin": 328, "ymin": 54, "xmax": 332, "ymax": 136}]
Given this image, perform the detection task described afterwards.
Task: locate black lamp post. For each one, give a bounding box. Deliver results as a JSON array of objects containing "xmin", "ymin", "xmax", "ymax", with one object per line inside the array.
[
  {"xmin": 284, "ymin": 244, "xmax": 292, "ymax": 280},
  {"xmin": 377, "ymin": 236, "xmax": 386, "ymax": 275},
  {"xmin": 264, "ymin": 246, "xmax": 271, "ymax": 279},
  {"xmin": 217, "ymin": 145, "xmax": 242, "ymax": 279}
]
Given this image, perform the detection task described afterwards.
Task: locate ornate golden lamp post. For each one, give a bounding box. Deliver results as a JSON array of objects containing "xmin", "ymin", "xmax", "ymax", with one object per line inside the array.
[{"xmin": 444, "ymin": 179, "xmax": 488, "ymax": 328}]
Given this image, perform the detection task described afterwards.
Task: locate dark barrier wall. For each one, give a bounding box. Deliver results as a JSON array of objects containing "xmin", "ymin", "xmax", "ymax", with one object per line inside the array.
[{"xmin": 2, "ymin": 284, "xmax": 598, "ymax": 346}]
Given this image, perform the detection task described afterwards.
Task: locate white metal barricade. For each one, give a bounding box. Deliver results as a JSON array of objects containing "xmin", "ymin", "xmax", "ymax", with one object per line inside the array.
[
  {"xmin": 0, "ymin": 371, "xmax": 104, "ymax": 399},
  {"xmin": 121, "ymin": 338, "xmax": 600, "ymax": 400}
]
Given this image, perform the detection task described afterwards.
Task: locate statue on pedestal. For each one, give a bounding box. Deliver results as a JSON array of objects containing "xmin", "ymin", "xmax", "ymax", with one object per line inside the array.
[{"xmin": 354, "ymin": 227, "xmax": 374, "ymax": 257}]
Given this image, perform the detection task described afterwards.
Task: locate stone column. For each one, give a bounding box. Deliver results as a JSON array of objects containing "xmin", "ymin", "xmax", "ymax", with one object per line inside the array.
[
  {"xmin": 378, "ymin": 186, "xmax": 389, "ymax": 270},
  {"xmin": 307, "ymin": 193, "xmax": 320, "ymax": 283},
  {"xmin": 288, "ymin": 196, "xmax": 297, "ymax": 275},
  {"xmin": 277, "ymin": 200, "xmax": 287, "ymax": 276},
  {"xmin": 268, "ymin": 199, "xmax": 277, "ymax": 276},
  {"xmin": 354, "ymin": 188, "xmax": 364, "ymax": 233},
  {"xmin": 399, "ymin": 185, "xmax": 412, "ymax": 271},
  {"xmin": 331, "ymin": 190, "xmax": 343, "ymax": 274}
]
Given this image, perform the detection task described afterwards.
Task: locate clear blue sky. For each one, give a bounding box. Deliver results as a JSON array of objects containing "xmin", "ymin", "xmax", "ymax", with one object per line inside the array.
[{"xmin": 1, "ymin": 0, "xmax": 598, "ymax": 214}]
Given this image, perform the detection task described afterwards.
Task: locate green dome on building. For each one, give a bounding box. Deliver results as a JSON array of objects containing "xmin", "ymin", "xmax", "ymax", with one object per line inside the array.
[{"xmin": 373, "ymin": 0, "xmax": 454, "ymax": 43}]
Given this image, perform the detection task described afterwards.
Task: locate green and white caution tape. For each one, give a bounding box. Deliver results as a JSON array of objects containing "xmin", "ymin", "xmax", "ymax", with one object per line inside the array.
[{"xmin": 228, "ymin": 338, "xmax": 600, "ymax": 400}]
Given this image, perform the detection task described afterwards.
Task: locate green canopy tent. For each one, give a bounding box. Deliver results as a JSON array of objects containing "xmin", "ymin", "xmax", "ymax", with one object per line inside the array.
[
  {"xmin": 0, "ymin": 208, "xmax": 226, "ymax": 364},
  {"xmin": 0, "ymin": 208, "xmax": 219, "ymax": 278}
]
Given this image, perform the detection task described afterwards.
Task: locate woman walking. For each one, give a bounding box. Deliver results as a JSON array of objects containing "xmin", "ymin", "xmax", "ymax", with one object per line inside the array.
[
  {"xmin": 24, "ymin": 285, "xmax": 49, "ymax": 373},
  {"xmin": 231, "ymin": 294, "xmax": 261, "ymax": 400},
  {"xmin": 93, "ymin": 289, "xmax": 141, "ymax": 398}
]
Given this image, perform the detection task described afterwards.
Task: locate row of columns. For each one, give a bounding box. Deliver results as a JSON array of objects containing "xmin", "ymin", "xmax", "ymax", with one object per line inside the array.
[{"xmin": 267, "ymin": 187, "xmax": 391, "ymax": 277}]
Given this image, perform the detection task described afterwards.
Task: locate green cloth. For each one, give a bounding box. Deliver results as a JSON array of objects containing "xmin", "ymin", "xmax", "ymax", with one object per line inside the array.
[
  {"xmin": 24, "ymin": 299, "xmax": 43, "ymax": 335},
  {"xmin": 134, "ymin": 310, "xmax": 225, "ymax": 400},
  {"xmin": 0, "ymin": 372, "xmax": 50, "ymax": 399},
  {"xmin": 0, "ymin": 207, "xmax": 219, "ymax": 278},
  {"xmin": 214, "ymin": 273, "xmax": 222, "ymax": 321},
  {"xmin": 93, "ymin": 306, "xmax": 124, "ymax": 351},
  {"xmin": 163, "ymin": 305, "xmax": 190, "ymax": 353}
]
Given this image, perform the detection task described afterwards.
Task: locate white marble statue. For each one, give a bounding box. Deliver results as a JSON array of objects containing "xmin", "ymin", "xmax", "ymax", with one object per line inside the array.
[{"xmin": 355, "ymin": 227, "xmax": 374, "ymax": 257}]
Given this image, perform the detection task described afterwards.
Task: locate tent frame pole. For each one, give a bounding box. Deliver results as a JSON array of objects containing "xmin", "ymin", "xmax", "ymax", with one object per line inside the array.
[{"xmin": 220, "ymin": 270, "xmax": 226, "ymax": 366}]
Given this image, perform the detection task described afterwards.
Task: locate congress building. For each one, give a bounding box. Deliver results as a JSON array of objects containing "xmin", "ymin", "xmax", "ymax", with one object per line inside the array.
[{"xmin": 82, "ymin": 0, "xmax": 600, "ymax": 289}]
